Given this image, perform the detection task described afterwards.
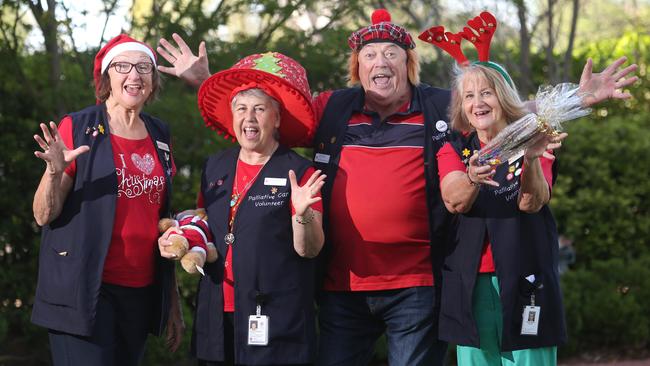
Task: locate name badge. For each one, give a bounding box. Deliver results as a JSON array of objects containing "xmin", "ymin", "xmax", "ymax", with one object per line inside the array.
[
  {"xmin": 314, "ymin": 153, "xmax": 330, "ymax": 164},
  {"xmin": 521, "ymin": 305, "xmax": 541, "ymax": 335},
  {"xmin": 264, "ymin": 177, "xmax": 287, "ymax": 186},
  {"xmin": 156, "ymin": 141, "xmax": 170, "ymax": 152},
  {"xmin": 435, "ymin": 120, "xmax": 448, "ymax": 132},
  {"xmin": 248, "ymin": 315, "xmax": 269, "ymax": 346}
]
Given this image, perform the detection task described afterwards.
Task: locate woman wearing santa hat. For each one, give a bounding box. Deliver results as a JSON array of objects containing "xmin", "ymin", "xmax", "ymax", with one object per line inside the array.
[
  {"xmin": 158, "ymin": 51, "xmax": 324, "ymax": 365},
  {"xmin": 31, "ymin": 34, "xmax": 183, "ymax": 365}
]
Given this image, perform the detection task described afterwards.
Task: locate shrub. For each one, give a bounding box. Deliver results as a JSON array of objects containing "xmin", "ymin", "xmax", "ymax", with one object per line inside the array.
[{"xmin": 560, "ymin": 256, "xmax": 650, "ymax": 357}]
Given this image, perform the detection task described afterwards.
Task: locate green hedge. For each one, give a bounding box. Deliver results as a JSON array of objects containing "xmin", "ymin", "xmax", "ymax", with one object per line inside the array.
[{"xmin": 560, "ymin": 256, "xmax": 650, "ymax": 357}]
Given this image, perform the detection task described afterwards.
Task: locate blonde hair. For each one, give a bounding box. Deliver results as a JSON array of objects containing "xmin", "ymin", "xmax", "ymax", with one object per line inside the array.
[
  {"xmin": 449, "ymin": 63, "xmax": 527, "ymax": 133},
  {"xmin": 347, "ymin": 48, "xmax": 420, "ymax": 87}
]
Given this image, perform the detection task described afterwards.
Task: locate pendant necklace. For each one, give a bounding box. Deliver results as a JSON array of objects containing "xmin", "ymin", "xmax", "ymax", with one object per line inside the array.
[{"xmin": 224, "ymin": 159, "xmax": 265, "ymax": 245}]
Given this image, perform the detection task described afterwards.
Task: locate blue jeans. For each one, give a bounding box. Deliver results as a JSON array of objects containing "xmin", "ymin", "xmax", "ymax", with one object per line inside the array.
[{"xmin": 317, "ymin": 286, "xmax": 447, "ymax": 366}]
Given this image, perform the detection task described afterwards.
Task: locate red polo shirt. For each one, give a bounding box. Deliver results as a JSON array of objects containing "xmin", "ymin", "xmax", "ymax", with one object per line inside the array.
[{"xmin": 313, "ymin": 91, "xmax": 434, "ymax": 291}]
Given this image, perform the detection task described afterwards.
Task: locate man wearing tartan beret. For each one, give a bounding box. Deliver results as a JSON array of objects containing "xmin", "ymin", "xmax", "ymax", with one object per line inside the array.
[
  {"xmin": 157, "ymin": 7, "xmax": 637, "ymax": 365},
  {"xmin": 308, "ymin": 9, "xmax": 450, "ymax": 365}
]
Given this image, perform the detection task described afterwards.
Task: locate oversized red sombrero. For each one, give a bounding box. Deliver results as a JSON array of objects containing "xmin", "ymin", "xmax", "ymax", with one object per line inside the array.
[{"xmin": 197, "ymin": 52, "xmax": 315, "ymax": 147}]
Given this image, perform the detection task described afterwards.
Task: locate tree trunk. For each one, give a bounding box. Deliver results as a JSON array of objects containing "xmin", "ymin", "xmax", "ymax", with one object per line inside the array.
[
  {"xmin": 545, "ymin": 0, "xmax": 558, "ymax": 84},
  {"xmin": 514, "ymin": 0, "xmax": 533, "ymax": 97},
  {"xmin": 0, "ymin": 4, "xmax": 38, "ymax": 102},
  {"xmin": 562, "ymin": 0, "xmax": 580, "ymax": 81},
  {"xmin": 397, "ymin": 1, "xmax": 447, "ymax": 84},
  {"xmin": 28, "ymin": 0, "xmax": 64, "ymax": 116}
]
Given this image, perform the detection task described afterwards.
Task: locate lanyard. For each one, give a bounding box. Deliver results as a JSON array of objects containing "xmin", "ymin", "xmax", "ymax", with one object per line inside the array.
[{"xmin": 224, "ymin": 159, "xmax": 265, "ymax": 245}]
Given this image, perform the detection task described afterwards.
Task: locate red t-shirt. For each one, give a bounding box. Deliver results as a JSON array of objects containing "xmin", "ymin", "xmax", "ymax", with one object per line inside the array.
[
  {"xmin": 197, "ymin": 159, "xmax": 322, "ymax": 312},
  {"xmin": 313, "ymin": 92, "xmax": 433, "ymax": 291},
  {"xmin": 436, "ymin": 141, "xmax": 554, "ymax": 273},
  {"xmin": 59, "ymin": 116, "xmax": 175, "ymax": 287}
]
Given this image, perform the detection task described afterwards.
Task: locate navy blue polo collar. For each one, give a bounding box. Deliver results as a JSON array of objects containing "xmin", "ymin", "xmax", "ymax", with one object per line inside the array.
[{"xmin": 353, "ymin": 84, "xmax": 422, "ymax": 117}]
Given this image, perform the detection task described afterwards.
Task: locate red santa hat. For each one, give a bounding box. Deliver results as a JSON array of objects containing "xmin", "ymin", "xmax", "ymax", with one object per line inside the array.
[{"xmin": 93, "ymin": 34, "xmax": 157, "ymax": 96}]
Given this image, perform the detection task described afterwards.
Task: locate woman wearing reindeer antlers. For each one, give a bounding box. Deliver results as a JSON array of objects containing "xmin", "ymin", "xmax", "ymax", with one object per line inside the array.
[{"xmin": 420, "ymin": 12, "xmax": 632, "ymax": 365}]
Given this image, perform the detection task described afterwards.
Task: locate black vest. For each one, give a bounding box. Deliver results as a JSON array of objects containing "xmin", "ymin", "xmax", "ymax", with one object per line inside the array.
[
  {"xmin": 31, "ymin": 103, "xmax": 175, "ymax": 337},
  {"xmin": 438, "ymin": 132, "xmax": 567, "ymax": 351},
  {"xmin": 312, "ymin": 84, "xmax": 452, "ymax": 291},
  {"xmin": 192, "ymin": 146, "xmax": 316, "ymax": 364}
]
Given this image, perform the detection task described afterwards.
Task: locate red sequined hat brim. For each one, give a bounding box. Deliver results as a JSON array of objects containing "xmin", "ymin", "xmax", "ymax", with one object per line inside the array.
[{"xmin": 197, "ymin": 68, "xmax": 316, "ymax": 148}]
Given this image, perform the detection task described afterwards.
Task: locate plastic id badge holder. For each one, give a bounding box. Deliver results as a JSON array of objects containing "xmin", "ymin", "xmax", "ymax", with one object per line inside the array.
[{"xmin": 248, "ymin": 304, "xmax": 269, "ymax": 346}]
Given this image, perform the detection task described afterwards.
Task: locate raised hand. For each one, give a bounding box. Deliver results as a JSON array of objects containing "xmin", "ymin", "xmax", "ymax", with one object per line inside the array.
[
  {"xmin": 289, "ymin": 169, "xmax": 326, "ymax": 216},
  {"xmin": 579, "ymin": 56, "xmax": 638, "ymax": 107},
  {"xmin": 157, "ymin": 33, "xmax": 211, "ymax": 88},
  {"xmin": 525, "ymin": 132, "xmax": 568, "ymax": 161},
  {"xmin": 33, "ymin": 121, "xmax": 89, "ymax": 175}
]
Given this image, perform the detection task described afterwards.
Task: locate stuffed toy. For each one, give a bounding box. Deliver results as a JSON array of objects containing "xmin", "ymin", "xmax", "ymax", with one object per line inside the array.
[{"xmin": 158, "ymin": 209, "xmax": 218, "ymax": 275}]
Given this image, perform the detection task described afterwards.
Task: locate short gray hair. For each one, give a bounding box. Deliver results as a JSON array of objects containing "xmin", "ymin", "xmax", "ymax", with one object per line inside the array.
[
  {"xmin": 230, "ymin": 88, "xmax": 281, "ymax": 115},
  {"xmin": 230, "ymin": 88, "xmax": 282, "ymax": 141}
]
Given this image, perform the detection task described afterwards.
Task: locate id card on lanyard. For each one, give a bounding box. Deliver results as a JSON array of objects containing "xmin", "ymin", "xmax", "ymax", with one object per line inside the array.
[
  {"xmin": 521, "ymin": 276, "xmax": 541, "ymax": 336},
  {"xmin": 521, "ymin": 305, "xmax": 541, "ymax": 335},
  {"xmin": 248, "ymin": 304, "xmax": 269, "ymax": 346}
]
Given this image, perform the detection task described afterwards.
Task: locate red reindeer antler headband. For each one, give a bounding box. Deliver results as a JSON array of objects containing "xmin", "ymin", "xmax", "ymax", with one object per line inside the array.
[
  {"xmin": 418, "ymin": 11, "xmax": 496, "ymax": 64},
  {"xmin": 460, "ymin": 12, "xmax": 497, "ymax": 62},
  {"xmin": 418, "ymin": 11, "xmax": 512, "ymax": 86},
  {"xmin": 419, "ymin": 26, "xmax": 469, "ymax": 65}
]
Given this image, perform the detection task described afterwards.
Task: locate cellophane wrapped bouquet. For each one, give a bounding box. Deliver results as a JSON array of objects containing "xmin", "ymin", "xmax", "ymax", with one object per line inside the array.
[{"xmin": 477, "ymin": 83, "xmax": 592, "ymax": 166}]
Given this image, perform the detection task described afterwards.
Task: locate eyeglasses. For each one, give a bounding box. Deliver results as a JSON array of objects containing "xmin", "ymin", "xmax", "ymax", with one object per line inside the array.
[{"xmin": 109, "ymin": 61, "xmax": 154, "ymax": 74}]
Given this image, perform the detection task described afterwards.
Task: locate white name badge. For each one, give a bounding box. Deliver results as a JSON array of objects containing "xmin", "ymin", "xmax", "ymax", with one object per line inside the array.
[
  {"xmin": 264, "ymin": 177, "xmax": 287, "ymax": 186},
  {"xmin": 248, "ymin": 315, "xmax": 269, "ymax": 346},
  {"xmin": 314, "ymin": 153, "xmax": 330, "ymax": 164},
  {"xmin": 521, "ymin": 305, "xmax": 541, "ymax": 335},
  {"xmin": 156, "ymin": 141, "xmax": 170, "ymax": 152}
]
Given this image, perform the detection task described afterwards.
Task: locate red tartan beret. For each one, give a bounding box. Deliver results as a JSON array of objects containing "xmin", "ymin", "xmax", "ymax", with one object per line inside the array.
[{"xmin": 348, "ymin": 9, "xmax": 415, "ymax": 51}]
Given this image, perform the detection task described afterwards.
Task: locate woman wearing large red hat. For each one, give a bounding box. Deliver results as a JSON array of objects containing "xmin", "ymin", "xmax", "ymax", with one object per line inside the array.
[
  {"xmin": 31, "ymin": 34, "xmax": 183, "ymax": 365},
  {"xmin": 158, "ymin": 52, "xmax": 324, "ymax": 365}
]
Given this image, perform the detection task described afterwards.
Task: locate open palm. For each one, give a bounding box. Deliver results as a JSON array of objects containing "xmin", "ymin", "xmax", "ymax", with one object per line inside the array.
[
  {"xmin": 289, "ymin": 169, "xmax": 326, "ymax": 216},
  {"xmin": 157, "ymin": 33, "xmax": 211, "ymax": 88},
  {"xmin": 34, "ymin": 121, "xmax": 89, "ymax": 175},
  {"xmin": 579, "ymin": 57, "xmax": 638, "ymax": 107}
]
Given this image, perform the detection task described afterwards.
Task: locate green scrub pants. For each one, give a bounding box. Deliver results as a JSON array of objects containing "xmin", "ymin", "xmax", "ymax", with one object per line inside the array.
[{"xmin": 456, "ymin": 274, "xmax": 557, "ymax": 366}]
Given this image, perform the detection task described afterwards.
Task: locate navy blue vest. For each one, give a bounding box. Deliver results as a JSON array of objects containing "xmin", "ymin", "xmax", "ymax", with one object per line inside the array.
[
  {"xmin": 192, "ymin": 146, "xmax": 316, "ymax": 364},
  {"xmin": 31, "ymin": 103, "xmax": 175, "ymax": 337},
  {"xmin": 312, "ymin": 84, "xmax": 452, "ymax": 292},
  {"xmin": 438, "ymin": 131, "xmax": 567, "ymax": 351}
]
